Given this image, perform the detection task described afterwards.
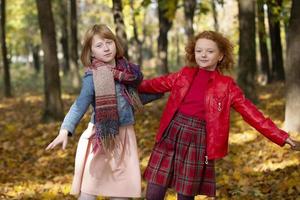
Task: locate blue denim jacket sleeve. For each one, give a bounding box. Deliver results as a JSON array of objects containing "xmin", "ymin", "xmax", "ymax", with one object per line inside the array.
[{"xmin": 60, "ymin": 73, "xmax": 94, "ymax": 135}]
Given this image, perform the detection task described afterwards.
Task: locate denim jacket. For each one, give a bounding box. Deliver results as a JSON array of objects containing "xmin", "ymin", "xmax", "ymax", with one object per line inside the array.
[{"xmin": 60, "ymin": 73, "xmax": 135, "ymax": 135}]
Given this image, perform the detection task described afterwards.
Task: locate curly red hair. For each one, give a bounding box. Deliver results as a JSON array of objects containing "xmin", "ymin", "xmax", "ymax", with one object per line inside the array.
[{"xmin": 185, "ymin": 31, "xmax": 234, "ymax": 71}]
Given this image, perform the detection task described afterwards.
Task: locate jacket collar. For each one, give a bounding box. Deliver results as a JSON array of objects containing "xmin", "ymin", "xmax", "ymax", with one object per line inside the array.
[
  {"xmin": 184, "ymin": 66, "xmax": 220, "ymax": 82},
  {"xmin": 209, "ymin": 68, "xmax": 221, "ymax": 80}
]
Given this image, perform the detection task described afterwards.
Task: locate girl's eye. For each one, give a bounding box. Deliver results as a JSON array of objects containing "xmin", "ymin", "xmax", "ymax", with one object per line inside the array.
[{"xmin": 208, "ymin": 51, "xmax": 214, "ymax": 53}]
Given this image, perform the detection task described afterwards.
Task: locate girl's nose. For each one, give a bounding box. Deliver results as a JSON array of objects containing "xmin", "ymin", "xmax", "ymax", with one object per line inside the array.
[{"xmin": 103, "ymin": 44, "xmax": 109, "ymax": 51}]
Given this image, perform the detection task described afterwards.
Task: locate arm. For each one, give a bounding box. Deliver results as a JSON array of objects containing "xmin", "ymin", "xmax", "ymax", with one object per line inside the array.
[
  {"xmin": 138, "ymin": 70, "xmax": 181, "ymax": 94},
  {"xmin": 60, "ymin": 73, "xmax": 94, "ymax": 135},
  {"xmin": 46, "ymin": 74, "xmax": 94, "ymax": 150},
  {"xmin": 229, "ymin": 80, "xmax": 289, "ymax": 146}
]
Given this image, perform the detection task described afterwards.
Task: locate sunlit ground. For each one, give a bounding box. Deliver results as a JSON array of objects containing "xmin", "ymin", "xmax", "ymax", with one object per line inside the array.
[{"xmin": 1, "ymin": 81, "xmax": 300, "ymax": 200}]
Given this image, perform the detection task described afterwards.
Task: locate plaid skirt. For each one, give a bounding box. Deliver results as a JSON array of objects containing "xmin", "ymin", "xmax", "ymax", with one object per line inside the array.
[{"xmin": 144, "ymin": 112, "xmax": 216, "ymax": 197}]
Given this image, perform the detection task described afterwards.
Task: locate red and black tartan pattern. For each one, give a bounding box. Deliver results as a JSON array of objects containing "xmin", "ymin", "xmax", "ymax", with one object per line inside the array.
[
  {"xmin": 144, "ymin": 112, "xmax": 216, "ymax": 197},
  {"xmin": 95, "ymin": 94, "xmax": 118, "ymax": 120}
]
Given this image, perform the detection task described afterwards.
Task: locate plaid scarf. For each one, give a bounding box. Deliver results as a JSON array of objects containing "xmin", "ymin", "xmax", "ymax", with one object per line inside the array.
[
  {"xmin": 90, "ymin": 58, "xmax": 118, "ymax": 152},
  {"xmin": 90, "ymin": 57, "xmax": 143, "ymax": 152}
]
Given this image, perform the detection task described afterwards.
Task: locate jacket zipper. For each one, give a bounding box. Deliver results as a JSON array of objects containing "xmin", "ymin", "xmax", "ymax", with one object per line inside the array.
[
  {"xmin": 205, "ymin": 156, "xmax": 208, "ymax": 164},
  {"xmin": 217, "ymin": 102, "xmax": 222, "ymax": 111},
  {"xmin": 204, "ymin": 79, "xmax": 212, "ymax": 165}
]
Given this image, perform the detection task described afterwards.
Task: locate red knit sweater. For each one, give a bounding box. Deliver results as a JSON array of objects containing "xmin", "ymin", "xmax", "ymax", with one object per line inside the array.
[{"xmin": 178, "ymin": 68, "xmax": 212, "ymax": 119}]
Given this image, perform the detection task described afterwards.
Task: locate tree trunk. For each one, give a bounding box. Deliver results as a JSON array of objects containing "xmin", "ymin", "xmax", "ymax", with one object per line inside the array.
[
  {"xmin": 32, "ymin": 44, "xmax": 40, "ymax": 74},
  {"xmin": 129, "ymin": 0, "xmax": 142, "ymax": 66},
  {"xmin": 237, "ymin": 0, "xmax": 257, "ymax": 101},
  {"xmin": 149, "ymin": 29, "xmax": 154, "ymax": 59},
  {"xmin": 183, "ymin": 0, "xmax": 196, "ymax": 38},
  {"xmin": 283, "ymin": 16, "xmax": 289, "ymax": 48},
  {"xmin": 36, "ymin": 0, "xmax": 64, "ymax": 121},
  {"xmin": 59, "ymin": 0, "xmax": 70, "ymax": 75},
  {"xmin": 284, "ymin": 0, "xmax": 300, "ymax": 132},
  {"xmin": 70, "ymin": 0, "xmax": 80, "ymax": 89},
  {"xmin": 267, "ymin": 0, "xmax": 285, "ymax": 81},
  {"xmin": 157, "ymin": 0, "xmax": 178, "ymax": 74},
  {"xmin": 112, "ymin": 0, "xmax": 129, "ymax": 59},
  {"xmin": 257, "ymin": 0, "xmax": 271, "ymax": 84},
  {"xmin": 0, "ymin": 0, "xmax": 12, "ymax": 97},
  {"xmin": 211, "ymin": 0, "xmax": 219, "ymax": 32},
  {"xmin": 176, "ymin": 31, "xmax": 180, "ymax": 66}
]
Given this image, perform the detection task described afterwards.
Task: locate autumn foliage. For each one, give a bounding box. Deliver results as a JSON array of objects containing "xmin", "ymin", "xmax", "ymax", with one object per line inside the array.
[{"xmin": 0, "ymin": 83, "xmax": 299, "ymax": 200}]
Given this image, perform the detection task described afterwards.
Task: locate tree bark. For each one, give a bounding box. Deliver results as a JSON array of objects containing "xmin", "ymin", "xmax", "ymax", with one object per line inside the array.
[
  {"xmin": 129, "ymin": 0, "xmax": 142, "ymax": 66},
  {"xmin": 257, "ymin": 0, "xmax": 271, "ymax": 84},
  {"xmin": 183, "ymin": 0, "xmax": 196, "ymax": 38},
  {"xmin": 59, "ymin": 0, "xmax": 70, "ymax": 75},
  {"xmin": 284, "ymin": 0, "xmax": 300, "ymax": 132},
  {"xmin": 36, "ymin": 0, "xmax": 64, "ymax": 121},
  {"xmin": 32, "ymin": 44, "xmax": 40, "ymax": 74},
  {"xmin": 237, "ymin": 0, "xmax": 257, "ymax": 101},
  {"xmin": 157, "ymin": 0, "xmax": 178, "ymax": 74},
  {"xmin": 267, "ymin": 0, "xmax": 285, "ymax": 81},
  {"xmin": 211, "ymin": 0, "xmax": 219, "ymax": 32},
  {"xmin": 176, "ymin": 31, "xmax": 180, "ymax": 66},
  {"xmin": 70, "ymin": 0, "xmax": 80, "ymax": 89},
  {"xmin": 0, "ymin": 0, "xmax": 12, "ymax": 97},
  {"xmin": 112, "ymin": 0, "xmax": 129, "ymax": 59}
]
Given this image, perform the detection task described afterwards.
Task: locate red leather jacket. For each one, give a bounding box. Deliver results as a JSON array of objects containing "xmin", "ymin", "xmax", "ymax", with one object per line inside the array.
[{"xmin": 138, "ymin": 66, "xmax": 289, "ymax": 160}]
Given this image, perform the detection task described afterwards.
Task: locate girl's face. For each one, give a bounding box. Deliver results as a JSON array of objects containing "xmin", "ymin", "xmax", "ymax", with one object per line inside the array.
[
  {"xmin": 91, "ymin": 34, "xmax": 117, "ymax": 65},
  {"xmin": 194, "ymin": 38, "xmax": 223, "ymax": 71}
]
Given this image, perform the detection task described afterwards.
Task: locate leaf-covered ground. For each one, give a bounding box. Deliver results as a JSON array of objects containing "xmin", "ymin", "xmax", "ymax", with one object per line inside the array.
[{"xmin": 0, "ymin": 82, "xmax": 299, "ymax": 200}]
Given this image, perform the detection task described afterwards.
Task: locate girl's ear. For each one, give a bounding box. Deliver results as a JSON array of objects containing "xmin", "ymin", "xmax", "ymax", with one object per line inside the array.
[{"xmin": 219, "ymin": 54, "xmax": 224, "ymax": 62}]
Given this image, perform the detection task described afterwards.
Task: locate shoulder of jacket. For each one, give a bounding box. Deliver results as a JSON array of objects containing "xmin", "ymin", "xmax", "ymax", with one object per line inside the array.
[
  {"xmin": 83, "ymin": 72, "xmax": 93, "ymax": 86},
  {"xmin": 216, "ymin": 73, "xmax": 234, "ymax": 82},
  {"xmin": 181, "ymin": 66, "xmax": 194, "ymax": 72},
  {"xmin": 84, "ymin": 70, "xmax": 93, "ymax": 77},
  {"xmin": 179, "ymin": 66, "xmax": 198, "ymax": 76}
]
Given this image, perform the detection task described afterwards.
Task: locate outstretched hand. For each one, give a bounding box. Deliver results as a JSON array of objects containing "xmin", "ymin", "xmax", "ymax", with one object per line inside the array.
[
  {"xmin": 291, "ymin": 140, "xmax": 300, "ymax": 151},
  {"xmin": 46, "ymin": 129, "xmax": 69, "ymax": 150},
  {"xmin": 285, "ymin": 137, "xmax": 300, "ymax": 151}
]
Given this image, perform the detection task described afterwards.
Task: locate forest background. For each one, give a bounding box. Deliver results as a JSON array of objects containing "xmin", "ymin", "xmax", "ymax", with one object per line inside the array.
[{"xmin": 0, "ymin": 0, "xmax": 300, "ymax": 199}]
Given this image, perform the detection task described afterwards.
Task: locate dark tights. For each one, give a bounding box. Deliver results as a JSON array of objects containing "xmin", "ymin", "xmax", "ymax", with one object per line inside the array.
[{"xmin": 146, "ymin": 183, "xmax": 194, "ymax": 200}]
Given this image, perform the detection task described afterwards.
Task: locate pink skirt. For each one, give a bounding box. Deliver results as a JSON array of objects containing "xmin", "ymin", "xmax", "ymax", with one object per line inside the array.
[{"xmin": 70, "ymin": 123, "xmax": 141, "ymax": 198}]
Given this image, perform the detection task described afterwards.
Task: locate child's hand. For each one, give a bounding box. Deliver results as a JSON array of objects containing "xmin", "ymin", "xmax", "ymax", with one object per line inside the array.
[
  {"xmin": 285, "ymin": 137, "xmax": 300, "ymax": 151},
  {"xmin": 46, "ymin": 129, "xmax": 69, "ymax": 150},
  {"xmin": 291, "ymin": 140, "xmax": 300, "ymax": 151}
]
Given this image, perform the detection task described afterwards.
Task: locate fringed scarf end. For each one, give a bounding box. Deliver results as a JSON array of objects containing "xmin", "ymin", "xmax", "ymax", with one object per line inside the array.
[
  {"xmin": 92, "ymin": 131, "xmax": 122, "ymax": 155},
  {"xmin": 125, "ymin": 88, "xmax": 144, "ymax": 112}
]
